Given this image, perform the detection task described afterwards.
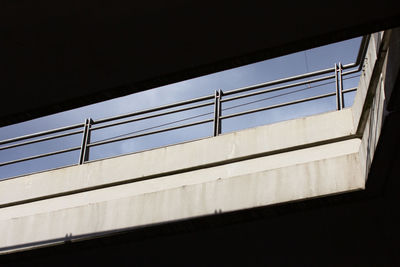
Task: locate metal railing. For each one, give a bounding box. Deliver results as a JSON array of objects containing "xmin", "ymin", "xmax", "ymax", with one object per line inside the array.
[{"xmin": 0, "ymin": 35, "xmax": 370, "ymax": 172}]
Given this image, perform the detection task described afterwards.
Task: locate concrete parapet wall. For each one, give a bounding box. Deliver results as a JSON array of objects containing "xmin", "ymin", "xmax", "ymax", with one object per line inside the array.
[{"xmin": 0, "ymin": 108, "xmax": 355, "ymax": 208}]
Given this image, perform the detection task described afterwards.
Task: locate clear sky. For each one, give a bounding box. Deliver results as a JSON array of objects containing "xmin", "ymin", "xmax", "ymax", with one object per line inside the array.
[{"xmin": 0, "ymin": 36, "xmax": 362, "ymax": 179}]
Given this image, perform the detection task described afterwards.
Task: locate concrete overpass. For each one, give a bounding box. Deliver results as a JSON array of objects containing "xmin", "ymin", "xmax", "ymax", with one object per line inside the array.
[{"xmin": 1, "ymin": 29, "xmax": 400, "ymax": 266}]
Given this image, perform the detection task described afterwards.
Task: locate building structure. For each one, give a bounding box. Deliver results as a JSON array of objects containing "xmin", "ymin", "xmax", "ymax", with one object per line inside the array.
[{"xmin": 1, "ymin": 2, "xmax": 400, "ymax": 266}]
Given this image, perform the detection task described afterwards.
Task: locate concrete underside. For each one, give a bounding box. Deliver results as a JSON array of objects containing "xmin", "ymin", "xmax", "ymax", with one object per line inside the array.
[{"xmin": 1, "ymin": 1, "xmax": 399, "ymax": 126}]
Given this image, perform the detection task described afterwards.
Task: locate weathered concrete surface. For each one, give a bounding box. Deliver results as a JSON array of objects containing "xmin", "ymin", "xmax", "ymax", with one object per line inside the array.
[
  {"xmin": 352, "ymin": 31, "xmax": 388, "ymax": 134},
  {"xmin": 353, "ymin": 31, "xmax": 390, "ymax": 179},
  {"xmin": 0, "ymin": 139, "xmax": 362, "ymax": 220},
  {"xmin": 0, "ymin": 30, "xmax": 391, "ymax": 254},
  {"xmin": 0, "ymin": 139, "xmax": 364, "ymax": 252},
  {"xmin": 0, "ymin": 108, "xmax": 355, "ymax": 208}
]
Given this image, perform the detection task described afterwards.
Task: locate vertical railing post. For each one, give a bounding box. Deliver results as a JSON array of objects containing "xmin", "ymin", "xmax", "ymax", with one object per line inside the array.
[
  {"xmin": 334, "ymin": 63, "xmax": 344, "ymax": 110},
  {"xmin": 338, "ymin": 62, "xmax": 344, "ymax": 109},
  {"xmin": 213, "ymin": 89, "xmax": 222, "ymax": 136},
  {"xmin": 79, "ymin": 118, "xmax": 93, "ymax": 164}
]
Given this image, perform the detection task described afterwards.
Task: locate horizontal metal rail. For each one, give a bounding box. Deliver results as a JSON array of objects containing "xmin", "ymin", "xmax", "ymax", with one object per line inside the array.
[
  {"xmin": 0, "ymin": 129, "xmax": 83, "ymax": 151},
  {"xmin": 223, "ymin": 67, "xmax": 336, "ymax": 97},
  {"xmin": 0, "ymin": 146, "xmax": 81, "ymax": 167},
  {"xmin": 0, "ymin": 123, "xmax": 84, "ymax": 146},
  {"xmin": 221, "ymin": 91, "xmax": 337, "ymax": 120},
  {"xmin": 88, "ymin": 118, "xmax": 214, "ymax": 148},
  {"xmin": 222, "ymin": 74, "xmax": 336, "ymax": 103},
  {"xmin": 94, "ymin": 94, "xmax": 214, "ymax": 125},
  {"xmin": 92, "ymin": 101, "xmax": 214, "ymax": 131},
  {"xmin": 343, "ymin": 87, "xmax": 357, "ymax": 93},
  {"xmin": 223, "ymin": 66, "xmax": 360, "ymax": 101},
  {"xmin": 342, "ymin": 68, "xmax": 361, "ymax": 76}
]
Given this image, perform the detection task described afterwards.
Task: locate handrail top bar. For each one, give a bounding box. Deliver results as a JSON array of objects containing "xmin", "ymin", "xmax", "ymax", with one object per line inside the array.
[
  {"xmin": 223, "ymin": 61, "xmax": 359, "ymax": 98},
  {"xmin": 94, "ymin": 94, "xmax": 215, "ymax": 125},
  {"xmin": 341, "ymin": 35, "xmax": 370, "ymax": 70},
  {"xmin": 223, "ymin": 67, "xmax": 335, "ymax": 96},
  {"xmin": 0, "ymin": 123, "xmax": 84, "ymax": 146},
  {"xmin": 0, "ymin": 129, "xmax": 84, "ymax": 151},
  {"xmin": 221, "ymin": 74, "xmax": 336, "ymax": 103},
  {"xmin": 355, "ymin": 35, "xmax": 371, "ymax": 69}
]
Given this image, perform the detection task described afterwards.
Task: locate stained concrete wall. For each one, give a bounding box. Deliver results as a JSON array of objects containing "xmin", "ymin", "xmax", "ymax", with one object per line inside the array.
[
  {"xmin": 353, "ymin": 31, "xmax": 390, "ymax": 178},
  {"xmin": 0, "ymin": 30, "xmax": 391, "ymax": 254},
  {"xmin": 0, "ymin": 108, "xmax": 355, "ymax": 208}
]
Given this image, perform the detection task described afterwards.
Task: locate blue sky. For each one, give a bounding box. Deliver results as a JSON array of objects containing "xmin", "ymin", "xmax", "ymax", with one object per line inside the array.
[{"xmin": 0, "ymin": 36, "xmax": 362, "ymax": 179}]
